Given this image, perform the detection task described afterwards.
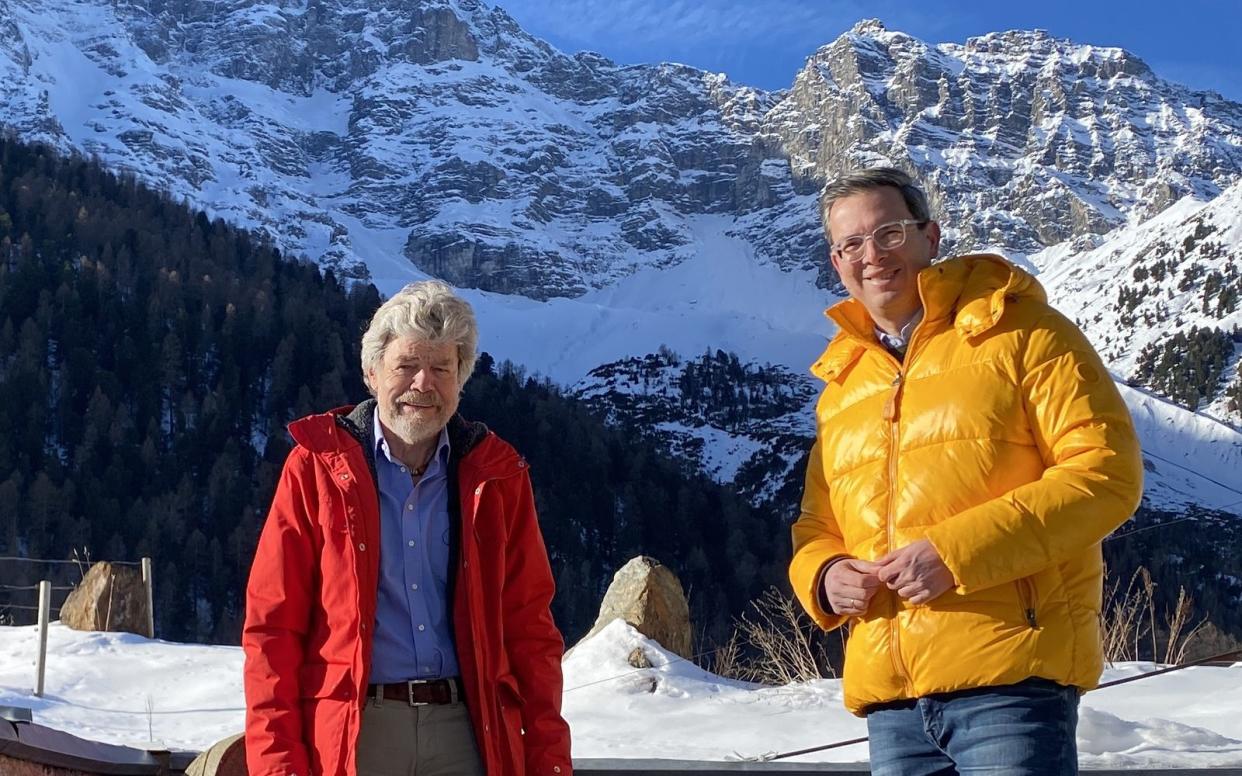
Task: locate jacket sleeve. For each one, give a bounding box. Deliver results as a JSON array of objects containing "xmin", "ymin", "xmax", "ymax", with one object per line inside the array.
[
  {"xmin": 242, "ymin": 448, "xmax": 316, "ymax": 776},
  {"xmin": 504, "ymin": 471, "xmax": 574, "ymax": 775},
  {"xmin": 789, "ymin": 438, "xmax": 851, "ymax": 631},
  {"xmin": 925, "ymin": 310, "xmax": 1144, "ymax": 593}
]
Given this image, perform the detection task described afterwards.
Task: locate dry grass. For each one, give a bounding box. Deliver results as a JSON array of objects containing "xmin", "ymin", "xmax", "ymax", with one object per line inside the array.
[
  {"xmin": 1101, "ymin": 565, "xmax": 1207, "ymax": 665},
  {"xmin": 712, "ymin": 586, "xmax": 834, "ymax": 685}
]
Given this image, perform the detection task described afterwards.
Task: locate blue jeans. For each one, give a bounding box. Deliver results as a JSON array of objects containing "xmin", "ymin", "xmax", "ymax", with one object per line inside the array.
[{"xmin": 866, "ymin": 678, "xmax": 1080, "ymax": 775}]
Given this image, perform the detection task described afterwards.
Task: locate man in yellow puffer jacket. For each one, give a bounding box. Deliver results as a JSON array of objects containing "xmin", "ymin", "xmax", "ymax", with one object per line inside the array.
[{"xmin": 790, "ymin": 167, "xmax": 1143, "ymax": 775}]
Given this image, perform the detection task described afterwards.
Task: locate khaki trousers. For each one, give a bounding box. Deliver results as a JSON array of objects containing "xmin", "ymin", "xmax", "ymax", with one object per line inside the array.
[{"xmin": 355, "ymin": 696, "xmax": 485, "ymax": 776}]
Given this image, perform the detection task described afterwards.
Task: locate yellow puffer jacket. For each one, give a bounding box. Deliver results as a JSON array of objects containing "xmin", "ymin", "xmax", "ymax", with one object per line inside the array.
[{"xmin": 790, "ymin": 254, "xmax": 1143, "ymax": 716}]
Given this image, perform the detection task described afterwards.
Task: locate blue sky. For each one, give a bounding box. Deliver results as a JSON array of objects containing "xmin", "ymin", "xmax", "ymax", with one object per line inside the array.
[{"xmin": 496, "ymin": 0, "xmax": 1242, "ymax": 103}]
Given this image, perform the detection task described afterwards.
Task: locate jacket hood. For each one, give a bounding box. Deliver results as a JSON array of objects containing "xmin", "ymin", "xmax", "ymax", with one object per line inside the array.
[
  {"xmin": 814, "ymin": 254, "xmax": 1045, "ymax": 381},
  {"xmin": 928, "ymin": 253, "xmax": 1046, "ymax": 338}
]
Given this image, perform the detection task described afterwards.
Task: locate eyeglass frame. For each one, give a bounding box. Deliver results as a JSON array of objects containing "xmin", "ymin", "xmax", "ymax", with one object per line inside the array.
[{"xmin": 830, "ymin": 219, "xmax": 930, "ymax": 263}]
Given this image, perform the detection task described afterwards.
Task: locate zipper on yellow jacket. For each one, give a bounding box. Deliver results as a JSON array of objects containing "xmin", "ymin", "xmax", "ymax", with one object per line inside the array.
[
  {"xmin": 875, "ymin": 340, "xmax": 913, "ymax": 697},
  {"xmin": 877, "ymin": 306, "xmax": 937, "ymax": 698}
]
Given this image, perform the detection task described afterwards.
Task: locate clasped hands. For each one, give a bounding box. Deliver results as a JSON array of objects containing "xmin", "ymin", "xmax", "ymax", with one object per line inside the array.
[{"xmin": 822, "ymin": 539, "xmax": 955, "ymax": 616}]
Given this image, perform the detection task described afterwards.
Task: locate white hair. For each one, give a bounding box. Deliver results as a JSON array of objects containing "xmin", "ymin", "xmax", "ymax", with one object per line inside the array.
[{"xmin": 360, "ymin": 280, "xmax": 479, "ymax": 393}]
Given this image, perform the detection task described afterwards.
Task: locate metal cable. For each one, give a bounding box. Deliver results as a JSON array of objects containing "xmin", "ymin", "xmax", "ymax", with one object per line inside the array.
[
  {"xmin": 0, "ymin": 583, "xmax": 76, "ymax": 591},
  {"xmin": 0, "ymin": 556, "xmax": 140, "ymax": 566}
]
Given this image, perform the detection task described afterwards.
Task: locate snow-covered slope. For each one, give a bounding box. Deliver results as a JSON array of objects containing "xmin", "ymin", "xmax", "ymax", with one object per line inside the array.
[
  {"xmin": 1120, "ymin": 383, "xmax": 1242, "ymax": 513},
  {"xmin": 2, "ymin": 622, "xmax": 1241, "ymax": 767},
  {"xmin": 1035, "ymin": 184, "xmax": 1242, "ymax": 425}
]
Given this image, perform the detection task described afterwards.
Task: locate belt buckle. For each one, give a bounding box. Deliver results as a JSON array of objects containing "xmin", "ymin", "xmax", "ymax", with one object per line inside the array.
[{"xmin": 406, "ymin": 679, "xmax": 431, "ymax": 707}]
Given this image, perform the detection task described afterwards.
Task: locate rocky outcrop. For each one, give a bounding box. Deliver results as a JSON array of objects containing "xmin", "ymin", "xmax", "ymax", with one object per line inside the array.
[
  {"xmin": 59, "ymin": 562, "xmax": 149, "ymax": 637},
  {"xmin": 582, "ymin": 556, "xmax": 692, "ymax": 658},
  {"xmin": 184, "ymin": 733, "xmax": 246, "ymax": 776}
]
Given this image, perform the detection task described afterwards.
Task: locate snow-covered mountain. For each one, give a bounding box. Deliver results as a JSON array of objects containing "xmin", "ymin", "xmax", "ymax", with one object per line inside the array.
[
  {"xmin": 763, "ymin": 21, "xmax": 1242, "ymax": 260},
  {"xmin": 4, "ymin": 2, "xmax": 1241, "ymax": 296},
  {"xmin": 1, "ymin": 0, "xmax": 1240, "ymax": 517},
  {"xmin": 1, "ymin": 0, "xmax": 792, "ymax": 297}
]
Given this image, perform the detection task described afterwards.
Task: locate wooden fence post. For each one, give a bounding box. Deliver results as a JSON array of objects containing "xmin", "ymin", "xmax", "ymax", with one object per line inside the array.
[
  {"xmin": 35, "ymin": 579, "xmax": 50, "ymax": 697},
  {"xmin": 141, "ymin": 557, "xmax": 154, "ymax": 639}
]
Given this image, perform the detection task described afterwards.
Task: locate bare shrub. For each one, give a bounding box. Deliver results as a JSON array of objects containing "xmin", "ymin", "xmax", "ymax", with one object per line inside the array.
[
  {"xmin": 1102, "ymin": 567, "xmax": 1148, "ymax": 663},
  {"xmin": 1101, "ymin": 565, "xmax": 1207, "ymax": 665},
  {"xmin": 709, "ymin": 630, "xmax": 744, "ymax": 680},
  {"xmin": 1163, "ymin": 586, "xmax": 1208, "ymax": 665},
  {"xmin": 713, "ymin": 586, "xmax": 834, "ymax": 685}
]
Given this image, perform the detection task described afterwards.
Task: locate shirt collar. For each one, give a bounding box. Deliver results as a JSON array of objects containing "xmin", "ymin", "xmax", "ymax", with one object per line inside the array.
[
  {"xmin": 373, "ymin": 411, "xmax": 451, "ymax": 470},
  {"xmin": 874, "ymin": 307, "xmax": 924, "ymax": 353}
]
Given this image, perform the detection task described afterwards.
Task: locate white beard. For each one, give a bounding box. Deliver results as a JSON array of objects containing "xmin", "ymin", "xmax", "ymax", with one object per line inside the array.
[{"xmin": 380, "ymin": 392, "xmax": 445, "ymax": 447}]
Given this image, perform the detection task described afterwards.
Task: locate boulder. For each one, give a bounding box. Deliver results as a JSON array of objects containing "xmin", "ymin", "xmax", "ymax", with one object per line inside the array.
[
  {"xmin": 582, "ymin": 557, "xmax": 692, "ymax": 658},
  {"xmin": 184, "ymin": 733, "xmax": 247, "ymax": 776},
  {"xmin": 59, "ymin": 562, "xmax": 149, "ymax": 637}
]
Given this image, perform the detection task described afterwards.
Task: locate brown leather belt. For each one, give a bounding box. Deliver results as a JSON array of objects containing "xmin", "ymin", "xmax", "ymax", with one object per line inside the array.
[{"xmin": 368, "ymin": 677, "xmax": 464, "ymax": 706}]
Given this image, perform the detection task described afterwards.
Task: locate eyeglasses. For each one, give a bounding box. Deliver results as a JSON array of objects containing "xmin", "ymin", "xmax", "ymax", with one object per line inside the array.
[{"xmin": 831, "ymin": 219, "xmax": 927, "ymax": 262}]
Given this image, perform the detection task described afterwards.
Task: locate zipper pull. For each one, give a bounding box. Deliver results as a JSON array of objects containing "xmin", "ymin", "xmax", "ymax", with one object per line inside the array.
[{"xmin": 883, "ymin": 371, "xmax": 903, "ymax": 421}]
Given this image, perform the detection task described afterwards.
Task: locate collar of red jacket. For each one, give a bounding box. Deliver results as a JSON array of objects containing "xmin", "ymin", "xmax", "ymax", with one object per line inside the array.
[{"xmin": 285, "ymin": 401, "xmax": 526, "ymax": 480}]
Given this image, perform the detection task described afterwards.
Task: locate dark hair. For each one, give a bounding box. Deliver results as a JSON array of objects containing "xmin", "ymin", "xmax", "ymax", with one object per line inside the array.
[{"xmin": 820, "ymin": 167, "xmax": 932, "ymax": 242}]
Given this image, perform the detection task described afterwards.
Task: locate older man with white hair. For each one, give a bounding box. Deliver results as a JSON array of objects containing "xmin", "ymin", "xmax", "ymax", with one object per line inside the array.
[{"xmin": 243, "ymin": 280, "xmax": 572, "ymax": 776}]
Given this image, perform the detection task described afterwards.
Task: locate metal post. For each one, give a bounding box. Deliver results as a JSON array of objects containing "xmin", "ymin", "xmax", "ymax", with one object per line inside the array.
[
  {"xmin": 35, "ymin": 580, "xmax": 50, "ymax": 697},
  {"xmin": 141, "ymin": 557, "xmax": 154, "ymax": 639}
]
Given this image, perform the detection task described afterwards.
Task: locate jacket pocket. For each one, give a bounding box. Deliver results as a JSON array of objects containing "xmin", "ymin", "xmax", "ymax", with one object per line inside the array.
[
  {"xmin": 496, "ymin": 674, "xmax": 526, "ymax": 771},
  {"xmin": 1016, "ymin": 577, "xmax": 1038, "ymax": 629},
  {"xmin": 299, "ymin": 662, "xmax": 353, "ymax": 776},
  {"xmin": 497, "ymin": 673, "xmax": 525, "ymax": 708},
  {"xmin": 318, "ymin": 501, "xmax": 354, "ymax": 533},
  {"xmin": 298, "ymin": 661, "xmax": 354, "ymax": 700}
]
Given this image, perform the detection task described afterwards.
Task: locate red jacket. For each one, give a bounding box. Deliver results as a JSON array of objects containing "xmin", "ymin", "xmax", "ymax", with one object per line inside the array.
[{"xmin": 243, "ymin": 402, "xmax": 573, "ymax": 776}]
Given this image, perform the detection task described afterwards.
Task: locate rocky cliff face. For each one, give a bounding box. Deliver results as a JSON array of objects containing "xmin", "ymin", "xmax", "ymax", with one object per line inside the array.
[{"xmin": 760, "ymin": 20, "xmax": 1242, "ymax": 259}]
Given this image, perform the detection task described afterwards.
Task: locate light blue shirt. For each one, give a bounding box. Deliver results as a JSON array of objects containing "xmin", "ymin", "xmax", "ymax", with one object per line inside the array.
[
  {"xmin": 369, "ymin": 414, "xmax": 458, "ymax": 682},
  {"xmin": 875, "ymin": 308, "xmax": 924, "ymax": 359}
]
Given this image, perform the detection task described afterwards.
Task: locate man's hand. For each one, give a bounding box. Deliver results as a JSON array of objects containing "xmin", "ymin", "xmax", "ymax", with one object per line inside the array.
[
  {"xmin": 875, "ymin": 539, "xmax": 955, "ymax": 604},
  {"xmin": 822, "ymin": 558, "xmax": 882, "ymax": 616}
]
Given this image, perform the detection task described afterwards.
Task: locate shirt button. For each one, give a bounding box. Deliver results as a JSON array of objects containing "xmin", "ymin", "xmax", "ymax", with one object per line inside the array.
[
  {"xmin": 418, "ymin": 624, "xmax": 425, "ymax": 632},
  {"xmin": 411, "ymin": 583, "xmax": 419, "ymax": 591},
  {"xmin": 553, "ymin": 767, "xmax": 561, "ymax": 774},
  {"xmin": 408, "ymin": 540, "xmax": 416, "ymax": 547},
  {"xmin": 357, "ymin": 543, "xmax": 366, "ymax": 551},
  {"xmin": 406, "ymin": 504, "xmax": 414, "ymax": 511},
  {"xmin": 339, "ymin": 473, "xmax": 349, "ymax": 480},
  {"xmin": 474, "ymin": 486, "xmax": 482, "ymax": 495},
  {"xmin": 400, "ymin": 466, "xmax": 407, "ymax": 473}
]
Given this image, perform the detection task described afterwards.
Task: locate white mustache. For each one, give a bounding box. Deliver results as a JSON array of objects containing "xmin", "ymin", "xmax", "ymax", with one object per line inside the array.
[{"xmin": 397, "ymin": 392, "xmax": 440, "ymax": 407}]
